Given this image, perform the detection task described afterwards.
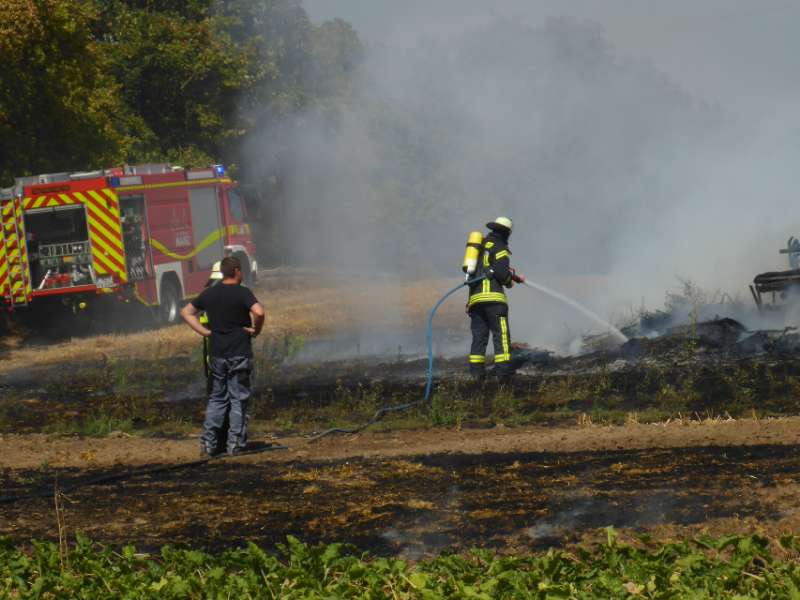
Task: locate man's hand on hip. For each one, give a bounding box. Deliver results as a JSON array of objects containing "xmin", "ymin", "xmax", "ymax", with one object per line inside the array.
[{"xmin": 181, "ymin": 303, "xmax": 213, "ymax": 338}]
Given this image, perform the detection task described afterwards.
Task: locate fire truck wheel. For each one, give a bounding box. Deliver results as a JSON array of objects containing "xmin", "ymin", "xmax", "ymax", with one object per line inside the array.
[{"xmin": 159, "ymin": 278, "xmax": 182, "ymax": 324}]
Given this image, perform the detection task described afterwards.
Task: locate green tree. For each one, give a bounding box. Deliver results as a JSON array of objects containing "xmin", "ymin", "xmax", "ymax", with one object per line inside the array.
[
  {"xmin": 99, "ymin": 1, "xmax": 253, "ymax": 167},
  {"xmin": 307, "ymin": 18, "xmax": 362, "ymax": 103},
  {"xmin": 0, "ymin": 0, "xmax": 363, "ymax": 188},
  {"xmin": 0, "ymin": 0, "xmax": 138, "ymax": 185}
]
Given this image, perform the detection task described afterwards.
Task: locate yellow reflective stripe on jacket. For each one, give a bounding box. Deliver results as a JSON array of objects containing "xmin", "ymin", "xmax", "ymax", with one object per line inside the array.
[
  {"xmin": 495, "ymin": 250, "xmax": 510, "ymax": 260},
  {"xmin": 468, "ymin": 292, "xmax": 507, "ymax": 307}
]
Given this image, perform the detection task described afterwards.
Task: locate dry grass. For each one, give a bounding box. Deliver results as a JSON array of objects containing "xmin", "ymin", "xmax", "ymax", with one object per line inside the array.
[{"xmin": 0, "ymin": 277, "xmax": 463, "ymax": 374}]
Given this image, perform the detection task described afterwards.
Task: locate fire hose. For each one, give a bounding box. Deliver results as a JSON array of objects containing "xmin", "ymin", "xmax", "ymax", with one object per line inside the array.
[{"xmin": 307, "ymin": 275, "xmax": 487, "ymax": 442}]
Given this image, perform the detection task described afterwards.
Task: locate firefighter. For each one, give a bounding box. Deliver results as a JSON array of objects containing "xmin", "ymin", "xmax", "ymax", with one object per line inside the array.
[
  {"xmin": 200, "ymin": 262, "xmax": 224, "ymax": 392},
  {"xmin": 199, "ymin": 262, "xmax": 226, "ymax": 452},
  {"xmin": 205, "ymin": 260, "xmax": 224, "ymax": 289},
  {"xmin": 467, "ymin": 217, "xmax": 524, "ymax": 380}
]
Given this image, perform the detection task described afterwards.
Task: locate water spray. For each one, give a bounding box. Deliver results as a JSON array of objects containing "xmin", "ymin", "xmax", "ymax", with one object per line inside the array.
[{"xmin": 519, "ymin": 279, "xmax": 628, "ymax": 344}]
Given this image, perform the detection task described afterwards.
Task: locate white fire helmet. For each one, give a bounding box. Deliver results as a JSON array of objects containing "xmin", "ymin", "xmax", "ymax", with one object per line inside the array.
[
  {"xmin": 486, "ymin": 216, "xmax": 513, "ymax": 232},
  {"xmin": 209, "ymin": 261, "xmax": 223, "ymax": 280}
]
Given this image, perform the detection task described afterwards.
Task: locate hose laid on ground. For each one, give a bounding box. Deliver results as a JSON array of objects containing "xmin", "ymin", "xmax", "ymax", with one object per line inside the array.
[{"xmin": 308, "ymin": 276, "xmax": 484, "ymax": 442}]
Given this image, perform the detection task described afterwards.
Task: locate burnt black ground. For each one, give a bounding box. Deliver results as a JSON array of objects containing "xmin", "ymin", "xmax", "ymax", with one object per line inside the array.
[
  {"xmin": 2, "ymin": 443, "xmax": 797, "ymax": 557},
  {"xmin": 6, "ymin": 342, "xmax": 800, "ymax": 434}
]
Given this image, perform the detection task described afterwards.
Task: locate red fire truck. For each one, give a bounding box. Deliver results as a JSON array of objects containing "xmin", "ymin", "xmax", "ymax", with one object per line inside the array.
[{"xmin": 0, "ymin": 164, "xmax": 257, "ymax": 322}]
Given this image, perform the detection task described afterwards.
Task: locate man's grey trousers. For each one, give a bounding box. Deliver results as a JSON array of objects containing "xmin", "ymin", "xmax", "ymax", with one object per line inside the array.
[{"xmin": 201, "ymin": 356, "xmax": 252, "ymax": 453}]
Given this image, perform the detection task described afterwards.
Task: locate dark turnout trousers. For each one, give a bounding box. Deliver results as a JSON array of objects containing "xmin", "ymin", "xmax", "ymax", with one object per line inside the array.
[
  {"xmin": 202, "ymin": 356, "xmax": 252, "ymax": 454},
  {"xmin": 469, "ymin": 303, "xmax": 511, "ymax": 376}
]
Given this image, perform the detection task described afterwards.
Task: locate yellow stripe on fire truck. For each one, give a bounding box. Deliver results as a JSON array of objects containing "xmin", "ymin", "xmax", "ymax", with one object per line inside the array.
[
  {"xmin": 0, "ymin": 247, "xmax": 7, "ymax": 300},
  {"xmin": 1, "ymin": 199, "xmax": 32, "ymax": 304},
  {"xmin": 0, "ymin": 203, "xmax": 9, "ymax": 301},
  {"xmin": 3, "ymin": 205, "xmax": 20, "ymax": 300},
  {"xmin": 117, "ymin": 177, "xmax": 232, "ymax": 192},
  {"xmin": 1, "ymin": 202, "xmax": 18, "ymax": 298},
  {"xmin": 22, "ymin": 194, "xmax": 80, "ymax": 210},
  {"xmin": 149, "ymin": 225, "xmax": 242, "ymax": 261},
  {"xmin": 15, "ymin": 199, "xmax": 31, "ymax": 302},
  {"xmin": 86, "ymin": 190, "xmax": 127, "ymax": 285}
]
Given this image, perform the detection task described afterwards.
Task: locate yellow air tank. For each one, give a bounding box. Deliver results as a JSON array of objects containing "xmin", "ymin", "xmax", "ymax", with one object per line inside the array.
[{"xmin": 462, "ymin": 231, "xmax": 484, "ymax": 277}]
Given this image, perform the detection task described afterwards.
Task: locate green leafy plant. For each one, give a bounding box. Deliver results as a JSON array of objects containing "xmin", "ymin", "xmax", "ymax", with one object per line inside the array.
[{"xmin": 4, "ymin": 531, "xmax": 800, "ymax": 598}]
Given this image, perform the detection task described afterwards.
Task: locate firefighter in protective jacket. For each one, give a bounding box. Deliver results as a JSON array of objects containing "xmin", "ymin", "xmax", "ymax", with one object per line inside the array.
[
  {"xmin": 200, "ymin": 262, "xmax": 224, "ymax": 391},
  {"xmin": 467, "ymin": 217, "xmax": 524, "ymax": 379}
]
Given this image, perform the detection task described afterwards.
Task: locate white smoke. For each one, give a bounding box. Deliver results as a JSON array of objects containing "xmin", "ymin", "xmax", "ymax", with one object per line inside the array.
[{"xmin": 244, "ymin": 7, "xmax": 800, "ymax": 351}]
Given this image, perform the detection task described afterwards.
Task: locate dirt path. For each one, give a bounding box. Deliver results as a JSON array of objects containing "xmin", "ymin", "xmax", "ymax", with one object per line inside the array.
[
  {"xmin": 3, "ymin": 418, "xmax": 800, "ymax": 556},
  {"xmin": 2, "ymin": 416, "xmax": 800, "ymax": 470}
]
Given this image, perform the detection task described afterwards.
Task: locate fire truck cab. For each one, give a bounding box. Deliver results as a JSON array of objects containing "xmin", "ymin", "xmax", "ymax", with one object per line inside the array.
[{"xmin": 0, "ymin": 164, "xmax": 257, "ymax": 323}]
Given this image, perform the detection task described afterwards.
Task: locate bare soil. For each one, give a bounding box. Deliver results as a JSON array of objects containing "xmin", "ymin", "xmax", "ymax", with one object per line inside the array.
[{"xmin": 3, "ymin": 418, "xmax": 800, "ymax": 557}]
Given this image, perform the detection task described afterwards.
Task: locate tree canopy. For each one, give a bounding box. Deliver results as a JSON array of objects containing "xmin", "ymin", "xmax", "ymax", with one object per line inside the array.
[{"xmin": 0, "ymin": 0, "xmax": 360, "ymax": 185}]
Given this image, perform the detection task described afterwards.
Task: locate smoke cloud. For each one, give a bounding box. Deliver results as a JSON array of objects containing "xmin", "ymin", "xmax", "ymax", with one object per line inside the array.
[{"xmin": 243, "ymin": 7, "xmax": 800, "ymax": 351}]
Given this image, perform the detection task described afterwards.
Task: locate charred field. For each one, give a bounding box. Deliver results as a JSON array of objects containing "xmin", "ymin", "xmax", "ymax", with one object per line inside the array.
[
  {"xmin": 3, "ymin": 270, "xmax": 800, "ymax": 560},
  {"xmin": 4, "ymin": 304, "xmax": 800, "ymax": 557},
  {"xmin": 5, "ymin": 316, "xmax": 800, "ymax": 434},
  {"xmin": 3, "ymin": 441, "xmax": 800, "ymax": 557}
]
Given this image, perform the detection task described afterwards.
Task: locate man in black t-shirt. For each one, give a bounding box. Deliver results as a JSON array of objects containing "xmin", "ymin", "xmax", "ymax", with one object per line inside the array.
[{"xmin": 180, "ymin": 256, "xmax": 265, "ymax": 456}]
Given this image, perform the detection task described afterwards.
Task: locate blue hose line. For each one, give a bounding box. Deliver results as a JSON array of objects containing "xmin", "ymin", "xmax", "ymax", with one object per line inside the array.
[
  {"xmin": 309, "ymin": 275, "xmax": 485, "ymax": 442},
  {"xmin": 424, "ymin": 279, "xmax": 476, "ymax": 400}
]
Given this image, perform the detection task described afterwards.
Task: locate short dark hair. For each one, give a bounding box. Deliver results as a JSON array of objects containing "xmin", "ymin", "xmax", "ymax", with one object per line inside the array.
[{"xmin": 220, "ymin": 256, "xmax": 241, "ymax": 278}]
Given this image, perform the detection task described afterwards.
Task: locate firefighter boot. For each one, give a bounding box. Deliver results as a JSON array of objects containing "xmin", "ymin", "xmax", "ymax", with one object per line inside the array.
[
  {"xmin": 469, "ymin": 364, "xmax": 486, "ymax": 381},
  {"xmin": 493, "ymin": 362, "xmax": 515, "ymax": 383}
]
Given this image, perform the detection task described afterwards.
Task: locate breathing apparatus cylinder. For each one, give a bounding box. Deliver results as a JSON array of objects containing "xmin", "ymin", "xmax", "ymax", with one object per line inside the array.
[{"xmin": 462, "ymin": 231, "xmax": 484, "ymax": 278}]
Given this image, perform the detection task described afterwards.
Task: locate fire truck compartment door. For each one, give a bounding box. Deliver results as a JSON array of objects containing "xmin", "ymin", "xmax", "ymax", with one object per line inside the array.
[
  {"xmin": 189, "ymin": 187, "xmax": 224, "ymax": 269},
  {"xmin": 25, "ymin": 205, "xmax": 94, "ymax": 292}
]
